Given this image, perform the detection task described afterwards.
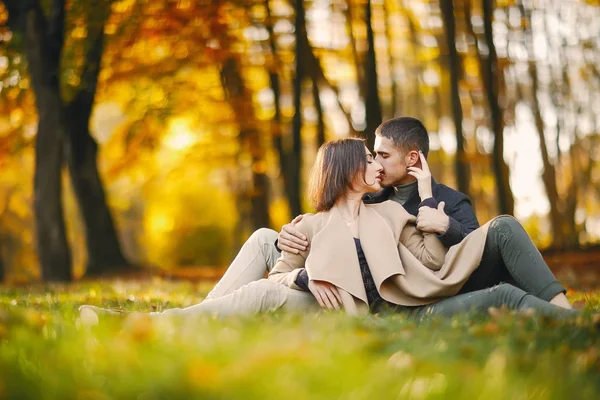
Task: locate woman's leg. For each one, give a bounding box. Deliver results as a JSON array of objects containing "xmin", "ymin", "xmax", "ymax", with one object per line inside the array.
[
  {"xmin": 416, "ymin": 283, "xmax": 577, "ymax": 319},
  {"xmin": 205, "ymin": 228, "xmax": 281, "ymax": 300},
  {"xmin": 153, "ymin": 280, "xmax": 318, "ymax": 318},
  {"xmin": 459, "ymin": 216, "xmax": 570, "ymax": 308},
  {"xmin": 80, "ymin": 280, "xmax": 318, "ymax": 323}
]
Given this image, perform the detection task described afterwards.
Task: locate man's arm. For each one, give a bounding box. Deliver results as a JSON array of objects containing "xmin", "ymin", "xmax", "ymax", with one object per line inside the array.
[
  {"xmin": 294, "ymin": 269, "xmax": 309, "ymax": 290},
  {"xmin": 437, "ymin": 196, "xmax": 479, "ymax": 247},
  {"xmin": 417, "ymin": 196, "xmax": 479, "ymax": 248},
  {"xmin": 275, "ymin": 215, "xmax": 309, "ymax": 254}
]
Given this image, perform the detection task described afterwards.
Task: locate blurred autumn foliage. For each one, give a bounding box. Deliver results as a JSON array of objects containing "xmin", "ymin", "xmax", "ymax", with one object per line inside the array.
[{"xmin": 0, "ymin": 0, "xmax": 600, "ymax": 282}]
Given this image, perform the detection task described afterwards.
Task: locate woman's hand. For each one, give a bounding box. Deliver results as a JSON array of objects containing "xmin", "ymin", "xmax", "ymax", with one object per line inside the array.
[
  {"xmin": 308, "ymin": 280, "xmax": 342, "ymax": 310},
  {"xmin": 407, "ymin": 151, "xmax": 433, "ymax": 201}
]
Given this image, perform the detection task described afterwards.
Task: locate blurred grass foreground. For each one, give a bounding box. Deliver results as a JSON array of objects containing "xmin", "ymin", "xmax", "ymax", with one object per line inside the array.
[{"xmin": 0, "ymin": 280, "xmax": 599, "ymax": 399}]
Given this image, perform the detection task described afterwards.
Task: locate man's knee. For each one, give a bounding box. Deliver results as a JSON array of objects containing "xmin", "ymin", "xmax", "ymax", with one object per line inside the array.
[
  {"xmin": 489, "ymin": 283, "xmax": 526, "ymax": 303},
  {"xmin": 249, "ymin": 228, "xmax": 278, "ymax": 247},
  {"xmin": 489, "ymin": 216, "xmax": 524, "ymax": 241},
  {"xmin": 490, "ymin": 215, "xmax": 521, "ymax": 231}
]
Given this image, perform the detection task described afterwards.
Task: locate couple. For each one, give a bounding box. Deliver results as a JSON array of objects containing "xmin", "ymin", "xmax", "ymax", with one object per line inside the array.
[{"xmin": 81, "ymin": 117, "xmax": 576, "ymax": 322}]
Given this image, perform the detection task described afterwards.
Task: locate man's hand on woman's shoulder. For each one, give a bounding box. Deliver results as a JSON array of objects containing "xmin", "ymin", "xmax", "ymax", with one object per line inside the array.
[{"xmin": 278, "ymin": 215, "xmax": 309, "ymax": 254}]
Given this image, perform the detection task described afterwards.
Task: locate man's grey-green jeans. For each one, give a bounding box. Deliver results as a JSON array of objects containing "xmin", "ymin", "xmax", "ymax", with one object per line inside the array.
[{"xmin": 402, "ymin": 216, "xmax": 577, "ymax": 319}]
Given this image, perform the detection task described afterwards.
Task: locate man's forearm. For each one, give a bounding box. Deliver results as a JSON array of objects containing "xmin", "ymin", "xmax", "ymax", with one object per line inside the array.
[
  {"xmin": 437, "ymin": 202, "xmax": 479, "ymax": 247},
  {"xmin": 437, "ymin": 216, "xmax": 467, "ymax": 247}
]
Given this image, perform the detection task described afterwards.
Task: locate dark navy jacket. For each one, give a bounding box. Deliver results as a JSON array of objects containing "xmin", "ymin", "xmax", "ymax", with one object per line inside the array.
[{"xmin": 362, "ymin": 178, "xmax": 480, "ymax": 248}]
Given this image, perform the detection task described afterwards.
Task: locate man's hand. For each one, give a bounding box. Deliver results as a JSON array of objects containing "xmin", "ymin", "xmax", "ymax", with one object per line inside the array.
[
  {"xmin": 278, "ymin": 215, "xmax": 308, "ymax": 254},
  {"xmin": 308, "ymin": 280, "xmax": 342, "ymax": 310},
  {"xmin": 417, "ymin": 201, "xmax": 450, "ymax": 234}
]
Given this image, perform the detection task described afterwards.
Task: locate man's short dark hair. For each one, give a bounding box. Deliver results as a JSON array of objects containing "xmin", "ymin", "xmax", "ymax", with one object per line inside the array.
[{"xmin": 375, "ymin": 117, "xmax": 430, "ymax": 157}]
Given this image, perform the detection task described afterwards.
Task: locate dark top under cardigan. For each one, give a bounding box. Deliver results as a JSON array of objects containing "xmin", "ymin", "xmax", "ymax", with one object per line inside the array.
[{"xmin": 295, "ymin": 237, "xmax": 396, "ymax": 312}]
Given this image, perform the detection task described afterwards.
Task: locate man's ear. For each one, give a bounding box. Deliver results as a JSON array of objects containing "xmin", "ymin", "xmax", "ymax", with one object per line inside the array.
[{"xmin": 406, "ymin": 150, "xmax": 420, "ymax": 167}]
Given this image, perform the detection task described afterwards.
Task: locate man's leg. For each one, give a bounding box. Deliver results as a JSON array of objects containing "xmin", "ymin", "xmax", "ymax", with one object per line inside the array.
[
  {"xmin": 205, "ymin": 228, "xmax": 281, "ymax": 300},
  {"xmin": 416, "ymin": 283, "xmax": 578, "ymax": 319},
  {"xmin": 459, "ymin": 216, "xmax": 570, "ymax": 308}
]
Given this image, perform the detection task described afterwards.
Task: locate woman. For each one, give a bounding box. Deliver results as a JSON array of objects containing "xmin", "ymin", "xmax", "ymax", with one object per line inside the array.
[{"xmin": 80, "ymin": 138, "xmax": 576, "ymax": 322}]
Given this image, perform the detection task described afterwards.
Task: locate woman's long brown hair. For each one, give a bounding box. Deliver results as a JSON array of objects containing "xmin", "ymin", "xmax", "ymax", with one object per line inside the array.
[{"xmin": 308, "ymin": 138, "xmax": 367, "ymax": 212}]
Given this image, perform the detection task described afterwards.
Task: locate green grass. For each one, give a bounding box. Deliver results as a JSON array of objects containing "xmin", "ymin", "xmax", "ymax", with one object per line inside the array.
[{"xmin": 0, "ymin": 280, "xmax": 599, "ymax": 400}]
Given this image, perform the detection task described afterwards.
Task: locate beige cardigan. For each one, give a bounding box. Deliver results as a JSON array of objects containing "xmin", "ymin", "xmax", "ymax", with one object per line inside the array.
[{"xmin": 268, "ymin": 201, "xmax": 493, "ymax": 315}]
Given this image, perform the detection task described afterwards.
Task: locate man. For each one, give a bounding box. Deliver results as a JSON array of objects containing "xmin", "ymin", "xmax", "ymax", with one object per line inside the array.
[{"xmin": 277, "ymin": 117, "xmax": 480, "ymax": 308}]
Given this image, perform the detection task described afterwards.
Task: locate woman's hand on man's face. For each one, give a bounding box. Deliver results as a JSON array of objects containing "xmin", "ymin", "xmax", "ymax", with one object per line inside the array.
[
  {"xmin": 278, "ymin": 215, "xmax": 309, "ymax": 254},
  {"xmin": 407, "ymin": 151, "xmax": 433, "ymax": 200}
]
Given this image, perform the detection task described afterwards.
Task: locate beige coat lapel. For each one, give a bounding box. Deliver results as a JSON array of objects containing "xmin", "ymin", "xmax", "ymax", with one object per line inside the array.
[
  {"xmin": 304, "ymin": 208, "xmax": 368, "ymax": 305},
  {"xmin": 358, "ymin": 202, "xmax": 407, "ymax": 286}
]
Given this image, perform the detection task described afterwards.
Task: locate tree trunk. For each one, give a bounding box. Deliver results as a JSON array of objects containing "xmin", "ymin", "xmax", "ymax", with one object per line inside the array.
[
  {"xmin": 0, "ymin": 239, "xmax": 4, "ymax": 283},
  {"xmin": 290, "ymin": 0, "xmax": 306, "ymax": 217},
  {"xmin": 66, "ymin": 118, "xmax": 130, "ymax": 275},
  {"xmin": 6, "ymin": 0, "xmax": 130, "ymax": 279},
  {"xmin": 405, "ymin": 13, "xmax": 423, "ymax": 119},
  {"xmin": 518, "ymin": 3, "xmax": 568, "ymax": 249},
  {"xmin": 482, "ymin": 0, "xmax": 514, "ymax": 215},
  {"xmin": 383, "ymin": 0, "xmax": 398, "ymax": 117},
  {"xmin": 312, "ymin": 79, "xmax": 325, "ymax": 148},
  {"xmin": 294, "ymin": 1, "xmax": 355, "ymax": 134},
  {"xmin": 344, "ymin": 0, "xmax": 363, "ymax": 98},
  {"xmin": 16, "ymin": 0, "xmax": 72, "ymax": 281},
  {"xmin": 220, "ymin": 57, "xmax": 271, "ymax": 230},
  {"xmin": 66, "ymin": 11, "xmax": 131, "ymax": 276},
  {"xmin": 265, "ymin": 0, "xmax": 294, "ymax": 215},
  {"xmin": 440, "ymin": 0, "xmax": 470, "ymax": 197},
  {"xmin": 364, "ymin": 0, "xmax": 382, "ymax": 150}
]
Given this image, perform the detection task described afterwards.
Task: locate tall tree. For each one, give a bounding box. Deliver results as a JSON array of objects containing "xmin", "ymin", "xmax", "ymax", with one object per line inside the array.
[
  {"xmin": 3, "ymin": 0, "xmax": 130, "ymax": 280},
  {"xmin": 4, "ymin": 0, "xmax": 72, "ymax": 280},
  {"xmin": 65, "ymin": 1, "xmax": 130, "ymax": 276},
  {"xmin": 312, "ymin": 80, "xmax": 326, "ymax": 148},
  {"xmin": 481, "ymin": 0, "xmax": 514, "ymax": 215},
  {"xmin": 517, "ymin": 4, "xmax": 564, "ymax": 248},
  {"xmin": 383, "ymin": 0, "xmax": 398, "ymax": 117},
  {"xmin": 364, "ymin": 0, "xmax": 382, "ymax": 150},
  {"xmin": 290, "ymin": 0, "xmax": 307, "ymax": 217},
  {"xmin": 264, "ymin": 0, "xmax": 294, "ymax": 214},
  {"xmin": 440, "ymin": 0, "xmax": 470, "ymax": 197},
  {"xmin": 220, "ymin": 57, "xmax": 271, "ymax": 231}
]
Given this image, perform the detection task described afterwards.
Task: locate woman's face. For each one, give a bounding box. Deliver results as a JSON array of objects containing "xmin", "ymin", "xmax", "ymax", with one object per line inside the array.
[{"xmin": 353, "ymin": 146, "xmax": 383, "ymax": 193}]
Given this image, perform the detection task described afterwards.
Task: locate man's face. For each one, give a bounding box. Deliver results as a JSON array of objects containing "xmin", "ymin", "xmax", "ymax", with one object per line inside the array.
[{"xmin": 374, "ymin": 136, "xmax": 418, "ymax": 187}]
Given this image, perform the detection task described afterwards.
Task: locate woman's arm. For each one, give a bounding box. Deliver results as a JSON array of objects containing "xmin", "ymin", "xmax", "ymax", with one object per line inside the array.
[{"xmin": 400, "ymin": 220, "xmax": 447, "ymax": 271}]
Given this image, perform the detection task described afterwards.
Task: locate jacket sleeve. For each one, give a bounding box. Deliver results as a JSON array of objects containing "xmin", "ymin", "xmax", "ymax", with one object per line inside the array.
[
  {"xmin": 267, "ymin": 220, "xmax": 310, "ymax": 289},
  {"xmin": 400, "ymin": 220, "xmax": 447, "ymax": 271},
  {"xmin": 418, "ymin": 195, "xmax": 479, "ymax": 248}
]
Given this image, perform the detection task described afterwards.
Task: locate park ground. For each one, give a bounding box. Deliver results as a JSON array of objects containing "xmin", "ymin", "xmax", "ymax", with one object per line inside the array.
[{"xmin": 1, "ymin": 255, "xmax": 600, "ymax": 399}]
